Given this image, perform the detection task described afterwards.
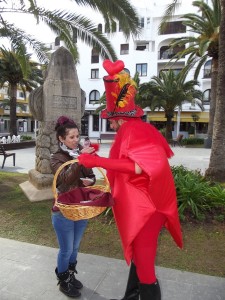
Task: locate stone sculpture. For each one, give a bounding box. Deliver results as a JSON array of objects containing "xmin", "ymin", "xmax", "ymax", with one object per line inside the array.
[{"xmin": 21, "ymin": 47, "xmax": 85, "ymax": 201}]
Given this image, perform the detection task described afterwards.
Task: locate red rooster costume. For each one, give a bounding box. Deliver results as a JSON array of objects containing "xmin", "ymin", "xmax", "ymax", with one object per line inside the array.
[{"xmin": 78, "ymin": 60, "xmax": 182, "ymax": 300}]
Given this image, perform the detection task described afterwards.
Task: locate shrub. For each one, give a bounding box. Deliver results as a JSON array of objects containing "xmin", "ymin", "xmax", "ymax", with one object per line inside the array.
[
  {"xmin": 182, "ymin": 138, "xmax": 204, "ymax": 145},
  {"xmin": 171, "ymin": 165, "xmax": 225, "ymax": 221},
  {"xmin": 104, "ymin": 165, "xmax": 225, "ymax": 222},
  {"xmin": 21, "ymin": 135, "xmax": 33, "ymax": 141}
]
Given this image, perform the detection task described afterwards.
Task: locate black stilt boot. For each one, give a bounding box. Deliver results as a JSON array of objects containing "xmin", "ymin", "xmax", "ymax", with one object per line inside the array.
[
  {"xmin": 111, "ymin": 262, "xmax": 139, "ymax": 300},
  {"xmin": 139, "ymin": 280, "xmax": 161, "ymax": 300},
  {"xmin": 55, "ymin": 268, "xmax": 81, "ymax": 298},
  {"xmin": 69, "ymin": 262, "xmax": 83, "ymax": 289}
]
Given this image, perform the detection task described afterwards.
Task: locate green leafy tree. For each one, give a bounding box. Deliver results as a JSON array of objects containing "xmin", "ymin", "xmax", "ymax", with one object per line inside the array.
[
  {"xmin": 0, "ymin": 0, "xmax": 140, "ymax": 62},
  {"xmin": 169, "ymin": 0, "xmax": 221, "ymax": 146},
  {"xmin": 0, "ymin": 46, "xmax": 43, "ymax": 135},
  {"xmin": 137, "ymin": 68, "xmax": 203, "ymax": 141}
]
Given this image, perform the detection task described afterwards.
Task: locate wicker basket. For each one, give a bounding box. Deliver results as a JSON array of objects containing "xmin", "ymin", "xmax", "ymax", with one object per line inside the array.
[{"xmin": 52, "ymin": 159, "xmax": 110, "ymax": 221}]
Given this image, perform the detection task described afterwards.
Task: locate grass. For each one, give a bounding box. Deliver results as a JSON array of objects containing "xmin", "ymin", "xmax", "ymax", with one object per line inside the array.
[{"xmin": 0, "ymin": 172, "xmax": 224, "ymax": 278}]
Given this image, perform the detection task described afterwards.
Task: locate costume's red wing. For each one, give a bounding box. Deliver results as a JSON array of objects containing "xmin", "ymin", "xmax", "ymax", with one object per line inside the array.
[{"xmin": 108, "ymin": 120, "xmax": 182, "ymax": 264}]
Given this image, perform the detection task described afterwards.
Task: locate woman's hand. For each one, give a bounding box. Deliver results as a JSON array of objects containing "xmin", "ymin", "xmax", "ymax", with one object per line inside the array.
[{"xmin": 80, "ymin": 146, "xmax": 95, "ymax": 155}]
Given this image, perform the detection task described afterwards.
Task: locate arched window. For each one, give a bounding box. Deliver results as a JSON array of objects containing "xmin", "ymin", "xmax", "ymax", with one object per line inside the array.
[
  {"xmin": 98, "ymin": 24, "xmax": 102, "ymax": 33},
  {"xmin": 91, "ymin": 48, "xmax": 99, "ymax": 63},
  {"xmin": 123, "ymin": 68, "xmax": 130, "ymax": 75},
  {"xmin": 203, "ymin": 89, "xmax": 211, "ymax": 103},
  {"xmin": 203, "ymin": 60, "xmax": 212, "ymax": 78},
  {"xmin": 55, "ymin": 36, "xmax": 60, "ymax": 46},
  {"xmin": 89, "ymin": 90, "xmax": 100, "ymax": 103}
]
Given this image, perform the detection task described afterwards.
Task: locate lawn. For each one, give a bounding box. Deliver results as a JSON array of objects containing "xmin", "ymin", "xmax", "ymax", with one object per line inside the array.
[{"xmin": 0, "ymin": 172, "xmax": 224, "ymax": 278}]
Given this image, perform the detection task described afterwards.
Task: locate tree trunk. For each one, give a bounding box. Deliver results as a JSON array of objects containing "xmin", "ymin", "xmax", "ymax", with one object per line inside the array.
[
  {"xmin": 9, "ymin": 84, "xmax": 18, "ymax": 136},
  {"xmin": 205, "ymin": 0, "xmax": 225, "ymax": 182},
  {"xmin": 165, "ymin": 115, "xmax": 173, "ymax": 141},
  {"xmin": 205, "ymin": 57, "xmax": 218, "ymax": 148}
]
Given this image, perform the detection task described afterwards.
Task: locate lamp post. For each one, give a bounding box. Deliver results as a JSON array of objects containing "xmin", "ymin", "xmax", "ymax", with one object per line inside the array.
[
  {"xmin": 0, "ymin": 118, "xmax": 4, "ymax": 133},
  {"xmin": 176, "ymin": 107, "xmax": 181, "ymax": 137},
  {"xmin": 191, "ymin": 114, "xmax": 200, "ymax": 137}
]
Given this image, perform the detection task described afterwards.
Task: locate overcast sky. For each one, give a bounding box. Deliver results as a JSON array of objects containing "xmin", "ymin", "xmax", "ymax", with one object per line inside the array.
[
  {"xmin": 0, "ymin": 0, "xmax": 154, "ymax": 62},
  {"xmin": 1, "ymin": 0, "xmax": 151, "ymax": 44}
]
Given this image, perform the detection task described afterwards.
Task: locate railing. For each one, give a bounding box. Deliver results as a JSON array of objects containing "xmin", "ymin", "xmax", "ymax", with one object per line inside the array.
[
  {"xmin": 158, "ymin": 51, "xmax": 180, "ymax": 60},
  {"xmin": 0, "ymin": 135, "xmax": 21, "ymax": 144}
]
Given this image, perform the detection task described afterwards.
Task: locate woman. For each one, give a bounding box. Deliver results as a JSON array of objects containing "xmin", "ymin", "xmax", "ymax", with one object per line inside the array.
[{"xmin": 50, "ymin": 116, "xmax": 96, "ymax": 298}]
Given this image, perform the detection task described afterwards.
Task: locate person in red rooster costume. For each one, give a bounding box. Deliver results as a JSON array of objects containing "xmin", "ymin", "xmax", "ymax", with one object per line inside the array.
[{"xmin": 78, "ymin": 60, "xmax": 183, "ymax": 300}]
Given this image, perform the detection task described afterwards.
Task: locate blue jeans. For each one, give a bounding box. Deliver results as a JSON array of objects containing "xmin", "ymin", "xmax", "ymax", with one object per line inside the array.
[{"xmin": 52, "ymin": 211, "xmax": 88, "ymax": 273}]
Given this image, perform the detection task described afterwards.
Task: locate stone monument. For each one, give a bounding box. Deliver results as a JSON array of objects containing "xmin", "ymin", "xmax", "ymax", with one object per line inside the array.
[{"xmin": 20, "ymin": 47, "xmax": 85, "ymax": 201}]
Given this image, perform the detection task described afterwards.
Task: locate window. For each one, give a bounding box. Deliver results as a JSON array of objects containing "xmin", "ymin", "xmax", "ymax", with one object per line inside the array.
[
  {"xmin": 105, "ymin": 23, "xmax": 110, "ymax": 33},
  {"xmin": 123, "ymin": 68, "xmax": 130, "ymax": 75},
  {"xmin": 136, "ymin": 43, "xmax": 149, "ymax": 51},
  {"xmin": 93, "ymin": 115, "xmax": 99, "ymax": 131},
  {"xmin": 139, "ymin": 17, "xmax": 144, "ymax": 28},
  {"xmin": 106, "ymin": 120, "xmax": 114, "ymax": 131},
  {"xmin": 91, "ymin": 69, "xmax": 99, "ymax": 79},
  {"xmin": 55, "ymin": 36, "xmax": 60, "ymax": 46},
  {"xmin": 203, "ymin": 60, "xmax": 212, "ymax": 78},
  {"xmin": 18, "ymin": 91, "xmax": 25, "ymax": 98},
  {"xmin": 120, "ymin": 44, "xmax": 129, "ymax": 55},
  {"xmin": 136, "ymin": 64, "xmax": 147, "ymax": 76},
  {"xmin": 91, "ymin": 48, "xmax": 99, "ymax": 63},
  {"xmin": 89, "ymin": 90, "xmax": 100, "ymax": 103},
  {"xmin": 159, "ymin": 45, "xmax": 185, "ymax": 59},
  {"xmin": 97, "ymin": 24, "xmax": 102, "ymax": 33},
  {"xmin": 81, "ymin": 115, "xmax": 88, "ymax": 136},
  {"xmin": 160, "ymin": 69, "xmax": 182, "ymax": 76},
  {"xmin": 119, "ymin": 22, "xmax": 123, "ymax": 32},
  {"xmin": 147, "ymin": 17, "xmax": 151, "ymax": 29},
  {"xmin": 203, "ymin": 89, "xmax": 211, "ymax": 103},
  {"xmin": 160, "ymin": 21, "xmax": 186, "ymax": 35}
]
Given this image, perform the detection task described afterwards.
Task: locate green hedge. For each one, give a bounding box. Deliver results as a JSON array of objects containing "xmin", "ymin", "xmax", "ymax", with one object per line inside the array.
[
  {"xmin": 21, "ymin": 135, "xmax": 33, "ymax": 141},
  {"xmin": 182, "ymin": 138, "xmax": 204, "ymax": 145}
]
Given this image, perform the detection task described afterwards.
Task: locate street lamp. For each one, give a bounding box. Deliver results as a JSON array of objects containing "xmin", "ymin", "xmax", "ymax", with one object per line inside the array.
[
  {"xmin": 0, "ymin": 118, "xmax": 4, "ymax": 133},
  {"xmin": 191, "ymin": 114, "xmax": 200, "ymax": 137}
]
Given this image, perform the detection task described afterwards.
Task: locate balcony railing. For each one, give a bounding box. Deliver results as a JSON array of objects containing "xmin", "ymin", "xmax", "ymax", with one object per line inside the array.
[{"xmin": 158, "ymin": 51, "xmax": 179, "ymax": 60}]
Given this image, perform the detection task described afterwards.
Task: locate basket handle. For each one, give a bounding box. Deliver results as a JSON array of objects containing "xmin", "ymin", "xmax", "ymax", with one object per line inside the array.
[{"xmin": 52, "ymin": 159, "xmax": 110, "ymax": 204}]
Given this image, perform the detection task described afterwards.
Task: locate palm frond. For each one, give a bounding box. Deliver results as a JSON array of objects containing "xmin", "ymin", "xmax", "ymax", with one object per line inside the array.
[{"xmin": 158, "ymin": 0, "xmax": 181, "ymax": 34}]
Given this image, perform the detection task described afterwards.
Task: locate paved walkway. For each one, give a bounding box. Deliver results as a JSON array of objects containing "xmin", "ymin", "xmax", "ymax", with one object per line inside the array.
[
  {"xmin": 0, "ymin": 142, "xmax": 212, "ymax": 174},
  {"xmin": 0, "ymin": 143, "xmax": 225, "ymax": 300}
]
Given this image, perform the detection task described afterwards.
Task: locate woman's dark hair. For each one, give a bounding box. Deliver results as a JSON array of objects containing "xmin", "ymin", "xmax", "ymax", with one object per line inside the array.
[{"xmin": 55, "ymin": 116, "xmax": 79, "ymax": 140}]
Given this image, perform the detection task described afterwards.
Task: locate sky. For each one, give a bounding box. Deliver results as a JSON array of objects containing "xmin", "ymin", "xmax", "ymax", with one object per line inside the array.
[
  {"xmin": 0, "ymin": 0, "xmax": 163, "ymax": 61},
  {"xmin": 1, "ymin": 0, "xmax": 152, "ymax": 44}
]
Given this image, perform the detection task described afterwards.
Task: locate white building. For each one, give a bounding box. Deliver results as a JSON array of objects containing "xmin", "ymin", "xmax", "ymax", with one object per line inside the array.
[
  {"xmin": 70, "ymin": 0, "xmax": 211, "ymax": 139},
  {"xmin": 1, "ymin": 0, "xmax": 211, "ymax": 138}
]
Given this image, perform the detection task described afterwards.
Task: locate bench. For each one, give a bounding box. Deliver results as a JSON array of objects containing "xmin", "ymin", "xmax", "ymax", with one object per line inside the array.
[
  {"xmin": 0, "ymin": 145, "xmax": 16, "ymax": 169},
  {"xmin": 171, "ymin": 134, "xmax": 184, "ymax": 147},
  {"xmin": 97, "ymin": 133, "xmax": 116, "ymax": 144}
]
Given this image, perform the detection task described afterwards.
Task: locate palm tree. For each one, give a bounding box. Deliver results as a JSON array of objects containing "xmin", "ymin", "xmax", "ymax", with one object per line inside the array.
[
  {"xmin": 137, "ymin": 68, "xmax": 203, "ymax": 141},
  {"xmin": 0, "ymin": 46, "xmax": 43, "ymax": 135},
  {"xmin": 205, "ymin": 0, "xmax": 225, "ymax": 182},
  {"xmin": 0, "ymin": 0, "xmax": 140, "ymax": 63},
  {"xmin": 168, "ymin": 0, "xmax": 221, "ymax": 147}
]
